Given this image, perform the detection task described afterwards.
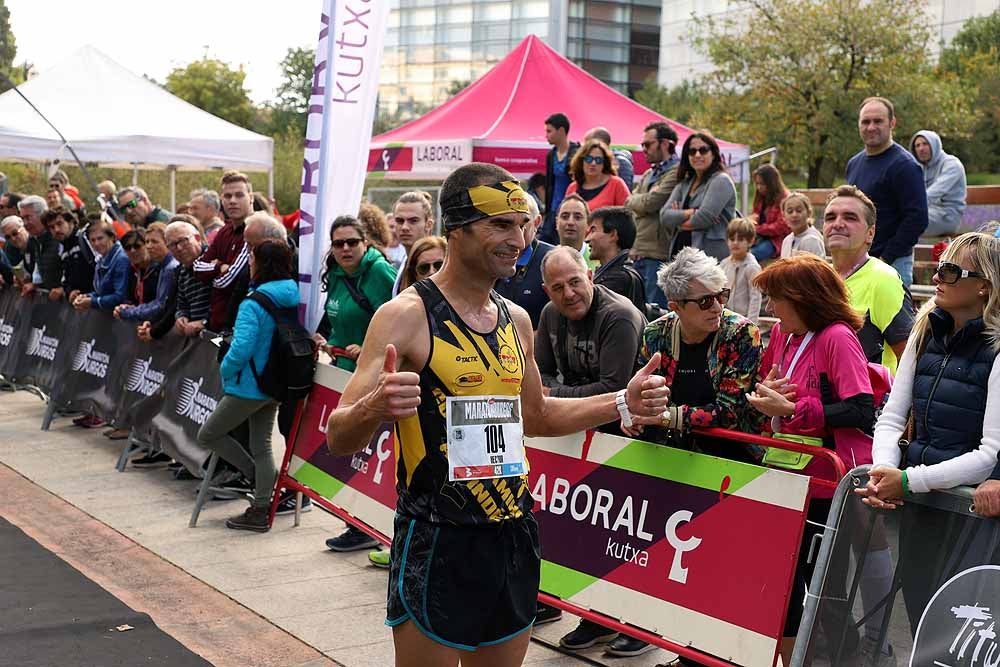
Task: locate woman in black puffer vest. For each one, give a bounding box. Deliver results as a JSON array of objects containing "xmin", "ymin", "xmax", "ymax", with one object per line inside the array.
[{"xmin": 859, "ymin": 231, "xmax": 1000, "ymax": 633}]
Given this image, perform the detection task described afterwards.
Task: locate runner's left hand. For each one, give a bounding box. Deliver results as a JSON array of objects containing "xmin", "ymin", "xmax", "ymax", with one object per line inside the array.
[{"xmin": 625, "ymin": 353, "xmax": 670, "ymax": 424}]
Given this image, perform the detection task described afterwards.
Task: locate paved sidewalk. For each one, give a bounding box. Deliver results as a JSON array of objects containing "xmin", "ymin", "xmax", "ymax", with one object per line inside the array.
[{"xmin": 0, "ymin": 390, "xmax": 673, "ymax": 667}]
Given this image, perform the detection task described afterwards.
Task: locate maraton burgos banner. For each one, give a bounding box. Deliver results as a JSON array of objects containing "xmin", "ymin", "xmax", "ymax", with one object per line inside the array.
[{"xmin": 289, "ymin": 365, "xmax": 812, "ymax": 666}]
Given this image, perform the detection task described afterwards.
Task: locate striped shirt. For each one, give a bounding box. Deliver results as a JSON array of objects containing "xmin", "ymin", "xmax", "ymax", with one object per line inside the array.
[{"xmin": 175, "ymin": 264, "xmax": 212, "ymax": 322}]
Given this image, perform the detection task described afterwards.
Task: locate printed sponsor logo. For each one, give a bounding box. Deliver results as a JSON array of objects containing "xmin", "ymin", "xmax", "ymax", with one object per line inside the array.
[
  {"xmin": 175, "ymin": 377, "xmax": 218, "ymax": 426},
  {"xmin": 0, "ymin": 317, "xmax": 12, "ymax": 346},
  {"xmin": 71, "ymin": 338, "xmax": 110, "ymax": 379},
  {"xmin": 455, "ymin": 372, "xmax": 484, "ymax": 388},
  {"xmin": 125, "ymin": 356, "xmax": 166, "ymax": 397},
  {"xmin": 498, "ymin": 344, "xmax": 519, "ymax": 373},
  {"xmin": 27, "ymin": 325, "xmax": 59, "ymax": 361},
  {"xmin": 913, "ymin": 565, "xmax": 1000, "ymax": 666}
]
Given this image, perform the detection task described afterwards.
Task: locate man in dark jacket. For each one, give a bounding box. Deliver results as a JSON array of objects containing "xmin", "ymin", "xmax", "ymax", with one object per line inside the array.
[
  {"xmin": 542, "ymin": 112, "xmax": 580, "ymax": 245},
  {"xmin": 494, "ymin": 195, "xmax": 555, "ymax": 329},
  {"xmin": 43, "ymin": 208, "xmax": 95, "ymax": 302},
  {"xmin": 586, "ymin": 206, "xmax": 646, "ymax": 314}
]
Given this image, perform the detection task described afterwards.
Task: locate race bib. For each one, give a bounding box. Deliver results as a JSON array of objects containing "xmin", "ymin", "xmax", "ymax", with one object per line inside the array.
[{"xmin": 446, "ymin": 395, "xmax": 525, "ymax": 481}]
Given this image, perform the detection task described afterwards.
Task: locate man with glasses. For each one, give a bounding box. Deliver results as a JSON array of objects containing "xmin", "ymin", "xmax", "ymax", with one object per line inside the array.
[
  {"xmin": 116, "ymin": 186, "xmax": 172, "ymax": 229},
  {"xmin": 1, "ymin": 215, "xmax": 30, "ymax": 286},
  {"xmin": 17, "ymin": 195, "xmax": 63, "ymax": 295},
  {"xmin": 825, "ymin": 185, "xmax": 913, "ymax": 375},
  {"xmin": 140, "ymin": 219, "xmax": 211, "ymax": 341},
  {"xmin": 627, "ymin": 121, "xmax": 680, "ymax": 308}
]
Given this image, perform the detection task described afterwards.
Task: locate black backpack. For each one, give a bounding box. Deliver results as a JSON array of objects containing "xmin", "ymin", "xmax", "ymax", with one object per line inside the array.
[{"xmin": 247, "ymin": 291, "xmax": 316, "ymax": 402}]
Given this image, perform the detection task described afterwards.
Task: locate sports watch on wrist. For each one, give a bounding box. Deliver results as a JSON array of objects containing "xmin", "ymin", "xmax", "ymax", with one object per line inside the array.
[{"xmin": 615, "ymin": 389, "xmax": 633, "ymax": 428}]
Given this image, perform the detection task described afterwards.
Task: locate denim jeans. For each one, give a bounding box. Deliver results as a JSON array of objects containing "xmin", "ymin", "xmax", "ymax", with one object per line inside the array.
[
  {"xmin": 751, "ymin": 238, "xmax": 775, "ymax": 262},
  {"xmin": 633, "ymin": 257, "xmax": 668, "ymax": 308},
  {"xmin": 890, "ymin": 252, "xmax": 914, "ymax": 290}
]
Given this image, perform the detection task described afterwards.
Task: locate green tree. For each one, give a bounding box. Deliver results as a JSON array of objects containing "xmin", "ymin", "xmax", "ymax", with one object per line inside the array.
[
  {"xmin": 692, "ymin": 0, "xmax": 972, "ymax": 187},
  {"xmin": 0, "ymin": 0, "xmax": 14, "ymax": 72},
  {"xmin": 165, "ymin": 58, "xmax": 256, "ymax": 129},
  {"xmin": 939, "ymin": 10, "xmax": 1000, "ymax": 172},
  {"xmin": 633, "ymin": 78, "xmax": 704, "ymax": 126},
  {"xmin": 266, "ymin": 47, "xmax": 315, "ymax": 138}
]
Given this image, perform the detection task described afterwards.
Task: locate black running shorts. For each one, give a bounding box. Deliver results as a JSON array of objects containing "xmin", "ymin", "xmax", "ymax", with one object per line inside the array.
[{"xmin": 385, "ymin": 512, "xmax": 540, "ymax": 650}]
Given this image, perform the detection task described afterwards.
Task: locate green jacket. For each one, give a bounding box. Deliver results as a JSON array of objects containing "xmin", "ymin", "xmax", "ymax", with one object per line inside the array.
[{"xmin": 319, "ymin": 246, "xmax": 396, "ymax": 371}]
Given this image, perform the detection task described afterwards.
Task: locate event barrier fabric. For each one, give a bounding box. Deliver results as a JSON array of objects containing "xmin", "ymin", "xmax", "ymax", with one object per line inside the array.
[
  {"xmin": 282, "ymin": 362, "xmax": 822, "ymax": 666},
  {"xmin": 792, "ymin": 466, "xmax": 1000, "ymax": 666},
  {"xmin": 0, "ymin": 291, "xmax": 220, "ymax": 473}
]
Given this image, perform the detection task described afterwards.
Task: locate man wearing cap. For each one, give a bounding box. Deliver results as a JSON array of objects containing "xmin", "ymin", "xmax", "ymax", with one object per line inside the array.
[{"xmin": 324, "ymin": 163, "xmax": 671, "ymax": 667}]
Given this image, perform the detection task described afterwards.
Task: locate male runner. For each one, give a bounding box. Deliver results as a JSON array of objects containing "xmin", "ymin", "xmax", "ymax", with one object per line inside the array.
[{"xmin": 325, "ymin": 163, "xmax": 670, "ymax": 667}]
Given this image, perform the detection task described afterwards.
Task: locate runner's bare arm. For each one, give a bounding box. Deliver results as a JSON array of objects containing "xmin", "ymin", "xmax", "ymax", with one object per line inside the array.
[
  {"xmin": 509, "ymin": 304, "xmax": 670, "ymax": 437},
  {"xmin": 325, "ymin": 294, "xmax": 426, "ymax": 456}
]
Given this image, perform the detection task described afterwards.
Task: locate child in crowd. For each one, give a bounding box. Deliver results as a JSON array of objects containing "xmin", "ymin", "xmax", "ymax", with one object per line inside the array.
[
  {"xmin": 779, "ymin": 191, "xmax": 826, "ymax": 258},
  {"xmin": 721, "ymin": 217, "xmax": 762, "ymax": 323}
]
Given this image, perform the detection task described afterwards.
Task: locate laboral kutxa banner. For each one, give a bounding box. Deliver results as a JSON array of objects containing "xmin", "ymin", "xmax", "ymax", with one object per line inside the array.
[{"xmin": 289, "ymin": 365, "xmax": 811, "ymax": 666}]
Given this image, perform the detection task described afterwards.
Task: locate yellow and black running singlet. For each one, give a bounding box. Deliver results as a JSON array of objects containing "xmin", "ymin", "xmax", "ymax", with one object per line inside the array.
[{"xmin": 395, "ymin": 280, "xmax": 533, "ymax": 525}]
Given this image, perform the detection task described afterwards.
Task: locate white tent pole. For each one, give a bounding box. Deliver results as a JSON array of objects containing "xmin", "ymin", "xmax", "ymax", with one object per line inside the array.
[
  {"xmin": 268, "ymin": 169, "xmax": 274, "ymax": 200},
  {"xmin": 132, "ymin": 162, "xmax": 138, "ymax": 186},
  {"xmin": 169, "ymin": 166, "xmax": 177, "ymax": 212}
]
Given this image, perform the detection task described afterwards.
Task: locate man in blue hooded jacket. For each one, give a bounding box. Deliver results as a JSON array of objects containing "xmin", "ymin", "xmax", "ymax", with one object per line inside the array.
[{"xmin": 910, "ymin": 130, "xmax": 967, "ymax": 238}]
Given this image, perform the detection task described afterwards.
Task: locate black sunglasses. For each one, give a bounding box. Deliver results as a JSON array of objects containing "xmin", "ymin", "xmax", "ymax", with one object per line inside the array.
[
  {"xmin": 123, "ymin": 243, "xmax": 144, "ymax": 251},
  {"xmin": 936, "ymin": 261, "xmax": 984, "ymax": 285},
  {"xmin": 583, "ymin": 155, "xmax": 605, "ymax": 165},
  {"xmin": 331, "ymin": 238, "xmax": 363, "ymax": 249},
  {"xmin": 687, "ymin": 146, "xmax": 712, "ymax": 156},
  {"xmin": 679, "ymin": 288, "xmax": 730, "ymax": 310},
  {"xmin": 416, "ymin": 259, "xmax": 444, "ymax": 276}
]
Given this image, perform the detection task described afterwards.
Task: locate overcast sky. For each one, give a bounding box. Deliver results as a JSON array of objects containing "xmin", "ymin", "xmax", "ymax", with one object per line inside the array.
[{"xmin": 7, "ymin": 0, "xmax": 321, "ymax": 103}]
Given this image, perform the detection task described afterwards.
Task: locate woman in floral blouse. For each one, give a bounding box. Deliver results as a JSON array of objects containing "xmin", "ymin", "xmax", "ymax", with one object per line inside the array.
[{"xmin": 633, "ymin": 246, "xmax": 765, "ymax": 451}]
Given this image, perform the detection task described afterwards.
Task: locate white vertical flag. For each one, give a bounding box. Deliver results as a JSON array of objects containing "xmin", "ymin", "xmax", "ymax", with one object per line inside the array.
[{"xmin": 298, "ymin": 0, "xmax": 389, "ymax": 331}]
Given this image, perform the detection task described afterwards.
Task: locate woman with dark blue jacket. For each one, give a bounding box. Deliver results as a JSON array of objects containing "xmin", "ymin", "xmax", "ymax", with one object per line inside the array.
[
  {"xmin": 859, "ymin": 231, "xmax": 1000, "ymax": 633},
  {"xmin": 71, "ymin": 220, "xmax": 129, "ymax": 312},
  {"xmin": 197, "ymin": 241, "xmax": 300, "ymax": 533}
]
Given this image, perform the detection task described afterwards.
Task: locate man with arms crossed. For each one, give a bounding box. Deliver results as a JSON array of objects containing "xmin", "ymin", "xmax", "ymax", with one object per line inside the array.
[{"xmin": 325, "ymin": 164, "xmax": 669, "ymax": 667}]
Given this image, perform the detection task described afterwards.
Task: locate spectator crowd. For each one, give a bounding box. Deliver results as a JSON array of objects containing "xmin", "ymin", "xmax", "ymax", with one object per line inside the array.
[{"xmin": 1, "ymin": 93, "xmax": 997, "ymax": 667}]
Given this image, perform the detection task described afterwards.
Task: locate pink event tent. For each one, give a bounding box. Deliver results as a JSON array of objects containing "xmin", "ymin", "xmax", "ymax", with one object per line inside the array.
[{"xmin": 368, "ymin": 35, "xmax": 749, "ymax": 180}]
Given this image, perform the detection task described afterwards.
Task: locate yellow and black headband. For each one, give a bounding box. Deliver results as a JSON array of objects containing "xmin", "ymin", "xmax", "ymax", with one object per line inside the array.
[{"xmin": 440, "ymin": 180, "xmax": 531, "ymax": 230}]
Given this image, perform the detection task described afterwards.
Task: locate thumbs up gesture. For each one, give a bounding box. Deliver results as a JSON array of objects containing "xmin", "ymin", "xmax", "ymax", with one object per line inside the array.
[
  {"xmin": 624, "ymin": 352, "xmax": 671, "ymax": 425},
  {"xmin": 368, "ymin": 344, "xmax": 422, "ymax": 421}
]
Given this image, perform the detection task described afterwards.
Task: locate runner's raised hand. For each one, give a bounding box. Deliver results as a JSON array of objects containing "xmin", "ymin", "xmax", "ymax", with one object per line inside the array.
[
  {"xmin": 625, "ymin": 352, "xmax": 671, "ymax": 424},
  {"xmin": 364, "ymin": 344, "xmax": 421, "ymax": 421}
]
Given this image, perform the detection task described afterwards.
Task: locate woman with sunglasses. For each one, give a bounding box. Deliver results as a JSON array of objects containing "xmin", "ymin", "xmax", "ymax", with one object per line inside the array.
[
  {"xmin": 747, "ymin": 254, "xmax": 883, "ymax": 664},
  {"xmin": 113, "ymin": 228, "xmax": 160, "ymax": 318},
  {"xmin": 399, "ymin": 235, "xmax": 446, "ymax": 293},
  {"xmin": 314, "ymin": 215, "xmax": 397, "ymax": 372},
  {"xmin": 633, "ymin": 247, "xmax": 763, "ymax": 443},
  {"xmin": 564, "ymin": 138, "xmax": 630, "ymax": 211},
  {"xmin": 660, "ymin": 130, "xmax": 737, "ymax": 261},
  {"xmin": 858, "ymin": 232, "xmax": 1000, "ymax": 632},
  {"xmin": 113, "ymin": 222, "xmax": 179, "ymax": 324}
]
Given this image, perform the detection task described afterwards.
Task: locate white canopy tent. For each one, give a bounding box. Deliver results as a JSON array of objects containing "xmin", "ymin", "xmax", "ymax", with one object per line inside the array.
[{"xmin": 0, "ymin": 45, "xmax": 274, "ymax": 208}]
